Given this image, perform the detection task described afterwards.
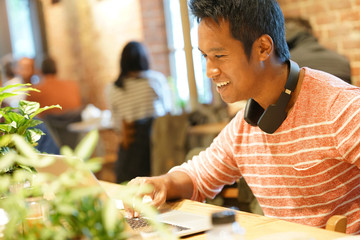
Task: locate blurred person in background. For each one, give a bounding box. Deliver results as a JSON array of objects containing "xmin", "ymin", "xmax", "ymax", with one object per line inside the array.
[
  {"xmin": 0, "ymin": 56, "xmax": 59, "ymax": 154},
  {"xmin": 106, "ymin": 41, "xmax": 171, "ymax": 183},
  {"xmin": 26, "ymin": 56, "xmax": 83, "ymax": 149},
  {"xmin": 285, "ymin": 17, "xmax": 352, "ymax": 84},
  {"xmin": 16, "ymin": 57, "xmax": 40, "ymax": 85},
  {"xmin": 2, "ymin": 59, "xmax": 25, "ymax": 107},
  {"xmin": 26, "ymin": 56, "xmax": 82, "ymax": 118}
]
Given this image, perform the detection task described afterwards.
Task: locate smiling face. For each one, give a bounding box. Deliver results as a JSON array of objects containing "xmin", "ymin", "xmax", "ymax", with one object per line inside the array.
[{"xmin": 198, "ymin": 18, "xmax": 262, "ymax": 103}]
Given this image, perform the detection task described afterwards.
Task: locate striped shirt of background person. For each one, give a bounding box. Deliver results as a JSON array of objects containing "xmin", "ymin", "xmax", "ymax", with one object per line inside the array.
[{"xmin": 107, "ymin": 77, "xmax": 158, "ymax": 130}]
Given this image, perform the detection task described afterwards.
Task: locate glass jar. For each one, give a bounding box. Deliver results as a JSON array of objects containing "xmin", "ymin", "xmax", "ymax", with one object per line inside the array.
[{"xmin": 206, "ymin": 210, "xmax": 245, "ymax": 240}]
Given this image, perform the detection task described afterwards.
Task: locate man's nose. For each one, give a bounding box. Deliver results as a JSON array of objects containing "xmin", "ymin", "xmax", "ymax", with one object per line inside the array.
[{"xmin": 206, "ymin": 61, "xmax": 220, "ymax": 79}]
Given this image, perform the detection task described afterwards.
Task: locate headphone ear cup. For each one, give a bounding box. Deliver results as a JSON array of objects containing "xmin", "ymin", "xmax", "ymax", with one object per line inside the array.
[
  {"xmin": 244, "ymin": 98, "xmax": 265, "ymax": 126},
  {"xmin": 258, "ymin": 103, "xmax": 287, "ymax": 134}
]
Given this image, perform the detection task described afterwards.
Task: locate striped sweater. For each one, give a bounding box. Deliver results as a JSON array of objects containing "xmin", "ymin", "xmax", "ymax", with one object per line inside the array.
[
  {"xmin": 106, "ymin": 77, "xmax": 158, "ymax": 130},
  {"xmin": 172, "ymin": 68, "xmax": 360, "ymax": 234}
]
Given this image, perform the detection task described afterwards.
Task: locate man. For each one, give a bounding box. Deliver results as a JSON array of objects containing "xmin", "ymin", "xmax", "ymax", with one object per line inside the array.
[
  {"xmin": 285, "ymin": 17, "xmax": 352, "ymax": 84},
  {"xmin": 26, "ymin": 56, "xmax": 83, "ymax": 149},
  {"xmin": 127, "ymin": 0, "xmax": 360, "ymax": 234},
  {"xmin": 17, "ymin": 57, "xmax": 38, "ymax": 84},
  {"xmin": 2, "ymin": 60, "xmax": 25, "ymax": 107},
  {"xmin": 26, "ymin": 56, "xmax": 83, "ymax": 117}
]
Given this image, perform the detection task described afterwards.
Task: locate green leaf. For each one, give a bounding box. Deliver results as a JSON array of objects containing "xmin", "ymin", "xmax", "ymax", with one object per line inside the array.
[
  {"xmin": 102, "ymin": 199, "xmax": 118, "ymax": 233},
  {"xmin": 59, "ymin": 145, "xmax": 74, "ymax": 158},
  {"xmin": 27, "ymin": 128, "xmax": 44, "ymax": 144},
  {"xmin": 0, "ymin": 83, "xmax": 37, "ymax": 93},
  {"xmin": 27, "ymin": 118, "xmax": 43, "ymax": 128},
  {"xmin": 19, "ymin": 100, "xmax": 40, "ymax": 116},
  {"xmin": 0, "ymin": 175, "xmax": 11, "ymax": 191},
  {"xmin": 0, "ymin": 83, "xmax": 39, "ymax": 103},
  {"xmin": 29, "ymin": 104, "xmax": 62, "ymax": 119},
  {"xmin": 74, "ymin": 130, "xmax": 99, "ymax": 161},
  {"xmin": 84, "ymin": 157, "xmax": 103, "ymax": 172},
  {"xmin": 7, "ymin": 112, "xmax": 25, "ymax": 127},
  {"xmin": 0, "ymin": 124, "xmax": 14, "ymax": 134},
  {"xmin": 11, "ymin": 134, "xmax": 39, "ymax": 159},
  {"xmin": 67, "ymin": 187, "xmax": 103, "ymax": 201},
  {"xmin": 0, "ymin": 92, "xmax": 20, "ymax": 100},
  {"xmin": 0, "ymin": 152, "xmax": 16, "ymax": 172},
  {"xmin": 16, "ymin": 154, "xmax": 55, "ymax": 168},
  {"xmin": 0, "ymin": 108, "xmax": 13, "ymax": 123}
]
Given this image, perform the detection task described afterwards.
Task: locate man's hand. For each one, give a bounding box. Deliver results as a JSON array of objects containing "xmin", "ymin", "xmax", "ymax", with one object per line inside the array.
[
  {"xmin": 125, "ymin": 175, "xmax": 168, "ymax": 218},
  {"xmin": 124, "ymin": 172, "xmax": 194, "ymax": 218}
]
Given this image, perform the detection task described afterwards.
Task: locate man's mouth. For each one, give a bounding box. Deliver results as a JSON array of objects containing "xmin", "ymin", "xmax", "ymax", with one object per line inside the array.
[{"xmin": 216, "ymin": 81, "xmax": 230, "ymax": 88}]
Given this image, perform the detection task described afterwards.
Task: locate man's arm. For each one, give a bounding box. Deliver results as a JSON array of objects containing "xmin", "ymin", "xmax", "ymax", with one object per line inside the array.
[{"xmin": 162, "ymin": 171, "xmax": 194, "ymax": 200}]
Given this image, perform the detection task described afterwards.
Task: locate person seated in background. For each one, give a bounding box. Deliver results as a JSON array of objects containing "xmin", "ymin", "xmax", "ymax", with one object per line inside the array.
[
  {"xmin": 0, "ymin": 57, "xmax": 59, "ymax": 154},
  {"xmin": 285, "ymin": 17, "xmax": 352, "ymax": 84},
  {"xmin": 126, "ymin": 0, "xmax": 360, "ymax": 234},
  {"xmin": 26, "ymin": 56, "xmax": 83, "ymax": 149},
  {"xmin": 2, "ymin": 59, "xmax": 26, "ymax": 107},
  {"xmin": 16, "ymin": 57, "xmax": 40, "ymax": 85},
  {"xmin": 26, "ymin": 56, "xmax": 83, "ymax": 118},
  {"xmin": 105, "ymin": 41, "xmax": 171, "ymax": 183}
]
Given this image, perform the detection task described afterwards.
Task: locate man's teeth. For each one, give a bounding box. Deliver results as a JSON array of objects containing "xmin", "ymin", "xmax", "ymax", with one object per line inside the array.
[{"xmin": 217, "ymin": 81, "xmax": 230, "ymax": 87}]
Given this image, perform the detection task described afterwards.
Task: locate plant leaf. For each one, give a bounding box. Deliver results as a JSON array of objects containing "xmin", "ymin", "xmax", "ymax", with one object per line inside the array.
[
  {"xmin": 0, "ymin": 152, "xmax": 16, "ymax": 172},
  {"xmin": 18, "ymin": 100, "xmax": 40, "ymax": 116},
  {"xmin": 29, "ymin": 104, "xmax": 62, "ymax": 119},
  {"xmin": 27, "ymin": 128, "xmax": 44, "ymax": 144},
  {"xmin": 27, "ymin": 118, "xmax": 43, "ymax": 128},
  {"xmin": 84, "ymin": 157, "xmax": 103, "ymax": 172},
  {"xmin": 74, "ymin": 130, "xmax": 99, "ymax": 161},
  {"xmin": 0, "ymin": 124, "xmax": 14, "ymax": 134},
  {"xmin": 0, "ymin": 83, "xmax": 39, "ymax": 103},
  {"xmin": 103, "ymin": 199, "xmax": 118, "ymax": 233},
  {"xmin": 11, "ymin": 134, "xmax": 39, "ymax": 159}
]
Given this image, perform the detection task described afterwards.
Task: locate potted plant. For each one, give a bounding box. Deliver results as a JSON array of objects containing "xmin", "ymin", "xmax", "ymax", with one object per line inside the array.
[
  {"xmin": 0, "ymin": 83, "xmax": 61, "ymax": 175},
  {"xmin": 0, "ymin": 84, "xmax": 175, "ymax": 239}
]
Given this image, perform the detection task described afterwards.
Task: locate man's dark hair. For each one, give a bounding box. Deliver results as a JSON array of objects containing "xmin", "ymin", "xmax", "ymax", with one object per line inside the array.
[
  {"xmin": 188, "ymin": 0, "xmax": 290, "ymax": 62},
  {"xmin": 41, "ymin": 57, "xmax": 57, "ymax": 75},
  {"xmin": 115, "ymin": 41, "xmax": 150, "ymax": 88}
]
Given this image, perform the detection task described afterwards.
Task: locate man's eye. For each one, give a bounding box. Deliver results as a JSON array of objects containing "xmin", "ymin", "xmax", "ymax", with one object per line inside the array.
[
  {"xmin": 201, "ymin": 53, "xmax": 207, "ymax": 58},
  {"xmin": 215, "ymin": 55, "xmax": 225, "ymax": 58}
]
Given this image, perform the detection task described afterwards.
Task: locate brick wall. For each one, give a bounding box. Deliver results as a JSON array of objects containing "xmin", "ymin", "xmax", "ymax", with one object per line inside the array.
[
  {"xmin": 279, "ymin": 0, "xmax": 360, "ymax": 86},
  {"xmin": 139, "ymin": 0, "xmax": 170, "ymax": 77}
]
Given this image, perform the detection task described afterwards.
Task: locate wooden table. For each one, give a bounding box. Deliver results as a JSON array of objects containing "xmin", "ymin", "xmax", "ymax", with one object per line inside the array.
[
  {"xmin": 67, "ymin": 117, "xmax": 114, "ymax": 133},
  {"xmin": 99, "ymin": 181, "xmax": 349, "ymax": 240}
]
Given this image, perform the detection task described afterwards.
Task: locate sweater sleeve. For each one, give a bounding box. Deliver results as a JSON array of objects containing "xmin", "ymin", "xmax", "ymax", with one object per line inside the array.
[
  {"xmin": 169, "ymin": 113, "xmax": 243, "ymax": 202},
  {"xmin": 330, "ymin": 88, "xmax": 360, "ymax": 169}
]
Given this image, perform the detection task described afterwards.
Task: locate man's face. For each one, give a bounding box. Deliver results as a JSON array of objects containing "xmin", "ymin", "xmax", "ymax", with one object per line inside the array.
[
  {"xmin": 17, "ymin": 58, "xmax": 34, "ymax": 83},
  {"xmin": 198, "ymin": 18, "xmax": 261, "ymax": 103}
]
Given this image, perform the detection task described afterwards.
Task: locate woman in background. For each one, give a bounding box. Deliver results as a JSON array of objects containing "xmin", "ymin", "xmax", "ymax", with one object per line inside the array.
[{"xmin": 106, "ymin": 41, "xmax": 171, "ymax": 183}]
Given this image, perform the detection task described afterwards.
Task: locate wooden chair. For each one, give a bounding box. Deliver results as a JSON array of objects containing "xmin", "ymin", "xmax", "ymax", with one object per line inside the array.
[{"xmin": 325, "ymin": 215, "xmax": 347, "ymax": 233}]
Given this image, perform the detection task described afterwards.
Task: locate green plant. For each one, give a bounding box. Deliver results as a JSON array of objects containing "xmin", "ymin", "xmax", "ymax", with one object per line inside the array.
[
  {"xmin": 0, "ymin": 131, "xmax": 175, "ymax": 240},
  {"xmin": 0, "ymin": 83, "xmax": 61, "ymax": 174},
  {"xmin": 0, "ymin": 84, "xmax": 176, "ymax": 239}
]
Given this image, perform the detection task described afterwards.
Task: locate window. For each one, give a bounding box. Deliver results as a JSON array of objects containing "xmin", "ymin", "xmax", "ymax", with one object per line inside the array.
[
  {"xmin": 163, "ymin": 0, "xmax": 213, "ymax": 113},
  {"xmin": 189, "ymin": 17, "xmax": 212, "ymax": 104},
  {"xmin": 6, "ymin": 0, "xmax": 36, "ymax": 59}
]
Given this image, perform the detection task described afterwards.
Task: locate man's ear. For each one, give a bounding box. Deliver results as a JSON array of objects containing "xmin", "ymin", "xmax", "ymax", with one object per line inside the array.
[{"xmin": 254, "ymin": 34, "xmax": 274, "ymax": 61}]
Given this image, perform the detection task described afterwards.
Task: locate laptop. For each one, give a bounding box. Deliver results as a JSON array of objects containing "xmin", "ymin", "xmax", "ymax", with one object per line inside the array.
[{"xmin": 36, "ymin": 154, "xmax": 212, "ymax": 238}]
